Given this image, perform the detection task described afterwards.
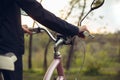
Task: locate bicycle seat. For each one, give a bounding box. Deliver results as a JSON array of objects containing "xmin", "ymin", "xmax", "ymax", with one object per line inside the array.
[{"xmin": 0, "ymin": 52, "xmax": 17, "ymax": 71}]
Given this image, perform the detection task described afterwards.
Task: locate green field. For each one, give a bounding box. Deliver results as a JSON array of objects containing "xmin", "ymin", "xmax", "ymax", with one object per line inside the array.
[
  {"xmin": 23, "ymin": 69, "xmax": 120, "ymax": 80},
  {"xmin": 23, "ymin": 32, "xmax": 120, "ymax": 80}
]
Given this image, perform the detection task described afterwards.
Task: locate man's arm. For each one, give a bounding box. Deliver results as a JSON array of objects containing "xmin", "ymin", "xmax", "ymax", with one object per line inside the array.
[{"xmin": 15, "ymin": 0, "xmax": 79, "ymax": 37}]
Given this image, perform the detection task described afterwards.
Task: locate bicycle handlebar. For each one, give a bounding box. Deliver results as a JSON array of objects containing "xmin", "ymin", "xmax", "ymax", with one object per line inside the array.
[
  {"xmin": 29, "ymin": 26, "xmax": 56, "ymax": 41},
  {"xmin": 28, "ymin": 23, "xmax": 95, "ymax": 53},
  {"xmin": 29, "ymin": 23, "xmax": 94, "ymax": 46}
]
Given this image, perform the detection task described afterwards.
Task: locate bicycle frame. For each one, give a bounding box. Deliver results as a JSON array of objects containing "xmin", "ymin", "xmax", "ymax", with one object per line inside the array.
[
  {"xmin": 26, "ymin": 0, "xmax": 105, "ymax": 79},
  {"xmin": 43, "ymin": 37, "xmax": 65, "ymax": 80},
  {"xmin": 0, "ymin": 0, "xmax": 105, "ymax": 79},
  {"xmin": 43, "ymin": 52, "xmax": 65, "ymax": 80}
]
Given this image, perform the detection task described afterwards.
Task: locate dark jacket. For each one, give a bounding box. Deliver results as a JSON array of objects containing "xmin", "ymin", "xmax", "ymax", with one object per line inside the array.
[{"xmin": 0, "ymin": 0, "xmax": 79, "ymax": 55}]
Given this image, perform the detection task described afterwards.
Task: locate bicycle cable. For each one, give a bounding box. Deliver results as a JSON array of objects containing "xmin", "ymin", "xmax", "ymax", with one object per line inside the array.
[{"xmin": 75, "ymin": 39, "xmax": 86, "ymax": 80}]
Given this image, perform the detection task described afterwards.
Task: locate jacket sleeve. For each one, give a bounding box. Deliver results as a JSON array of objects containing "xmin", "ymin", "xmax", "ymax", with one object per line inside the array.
[{"xmin": 15, "ymin": 0, "xmax": 79, "ymax": 37}]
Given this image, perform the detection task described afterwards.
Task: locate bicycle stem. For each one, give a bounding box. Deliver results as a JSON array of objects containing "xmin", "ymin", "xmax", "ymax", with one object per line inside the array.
[{"xmin": 54, "ymin": 38, "xmax": 64, "ymax": 53}]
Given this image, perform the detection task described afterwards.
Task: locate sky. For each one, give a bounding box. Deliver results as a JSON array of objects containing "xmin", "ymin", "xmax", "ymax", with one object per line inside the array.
[
  {"xmin": 86, "ymin": 0, "xmax": 120, "ymax": 33},
  {"xmin": 22, "ymin": 0, "xmax": 120, "ymax": 33}
]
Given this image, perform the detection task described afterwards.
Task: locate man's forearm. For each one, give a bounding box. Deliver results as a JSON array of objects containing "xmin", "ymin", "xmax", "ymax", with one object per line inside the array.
[{"xmin": 16, "ymin": 0, "xmax": 79, "ymax": 36}]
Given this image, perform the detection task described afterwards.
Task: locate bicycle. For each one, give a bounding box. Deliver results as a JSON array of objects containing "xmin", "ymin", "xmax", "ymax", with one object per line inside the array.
[{"xmin": 0, "ymin": 0, "xmax": 105, "ymax": 80}]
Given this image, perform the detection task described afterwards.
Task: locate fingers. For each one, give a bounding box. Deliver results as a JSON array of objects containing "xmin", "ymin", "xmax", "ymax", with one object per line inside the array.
[
  {"xmin": 22, "ymin": 25, "xmax": 32, "ymax": 34},
  {"xmin": 78, "ymin": 25, "xmax": 90, "ymax": 38},
  {"xmin": 79, "ymin": 25, "xmax": 89, "ymax": 33}
]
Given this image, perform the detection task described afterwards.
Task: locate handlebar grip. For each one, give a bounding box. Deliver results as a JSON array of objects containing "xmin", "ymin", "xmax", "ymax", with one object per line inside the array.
[
  {"xmin": 83, "ymin": 31, "xmax": 95, "ymax": 39},
  {"xmin": 29, "ymin": 27, "xmax": 41, "ymax": 33}
]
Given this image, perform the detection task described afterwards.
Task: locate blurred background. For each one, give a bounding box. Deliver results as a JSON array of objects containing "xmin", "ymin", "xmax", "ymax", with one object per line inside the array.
[{"xmin": 22, "ymin": 0, "xmax": 120, "ymax": 80}]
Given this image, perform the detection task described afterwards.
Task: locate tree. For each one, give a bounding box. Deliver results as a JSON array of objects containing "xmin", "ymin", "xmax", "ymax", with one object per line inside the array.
[
  {"xmin": 27, "ymin": 0, "xmax": 44, "ymax": 70},
  {"xmin": 28, "ymin": 21, "xmax": 36, "ymax": 69},
  {"xmin": 65, "ymin": 0, "xmax": 87, "ymax": 70}
]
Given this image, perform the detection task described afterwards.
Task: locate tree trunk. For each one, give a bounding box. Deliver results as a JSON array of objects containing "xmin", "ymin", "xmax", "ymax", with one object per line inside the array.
[
  {"xmin": 28, "ymin": 35, "xmax": 33, "ymax": 69},
  {"xmin": 43, "ymin": 39, "xmax": 51, "ymax": 71},
  {"xmin": 66, "ymin": 38, "xmax": 75, "ymax": 70},
  {"xmin": 28, "ymin": 21, "xmax": 35, "ymax": 69}
]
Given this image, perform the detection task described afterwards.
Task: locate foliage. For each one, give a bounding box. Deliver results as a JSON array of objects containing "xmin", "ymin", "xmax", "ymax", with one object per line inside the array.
[{"xmin": 23, "ymin": 32, "xmax": 120, "ymax": 75}]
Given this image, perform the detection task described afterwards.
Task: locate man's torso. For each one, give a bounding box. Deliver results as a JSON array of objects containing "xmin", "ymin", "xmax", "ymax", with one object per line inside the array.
[{"xmin": 0, "ymin": 0, "xmax": 24, "ymax": 54}]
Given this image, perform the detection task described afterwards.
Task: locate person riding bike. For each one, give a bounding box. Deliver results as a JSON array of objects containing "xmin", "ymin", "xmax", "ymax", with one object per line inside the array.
[{"xmin": 0, "ymin": 0, "xmax": 89, "ymax": 80}]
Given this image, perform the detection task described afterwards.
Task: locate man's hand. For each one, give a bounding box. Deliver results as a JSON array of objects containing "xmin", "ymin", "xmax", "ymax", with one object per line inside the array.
[
  {"xmin": 78, "ymin": 25, "xmax": 90, "ymax": 38},
  {"xmin": 22, "ymin": 25, "xmax": 32, "ymax": 34}
]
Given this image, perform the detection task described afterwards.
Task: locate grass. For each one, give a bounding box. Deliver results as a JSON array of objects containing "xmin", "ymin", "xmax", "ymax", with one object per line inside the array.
[{"xmin": 23, "ymin": 69, "xmax": 120, "ymax": 80}]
